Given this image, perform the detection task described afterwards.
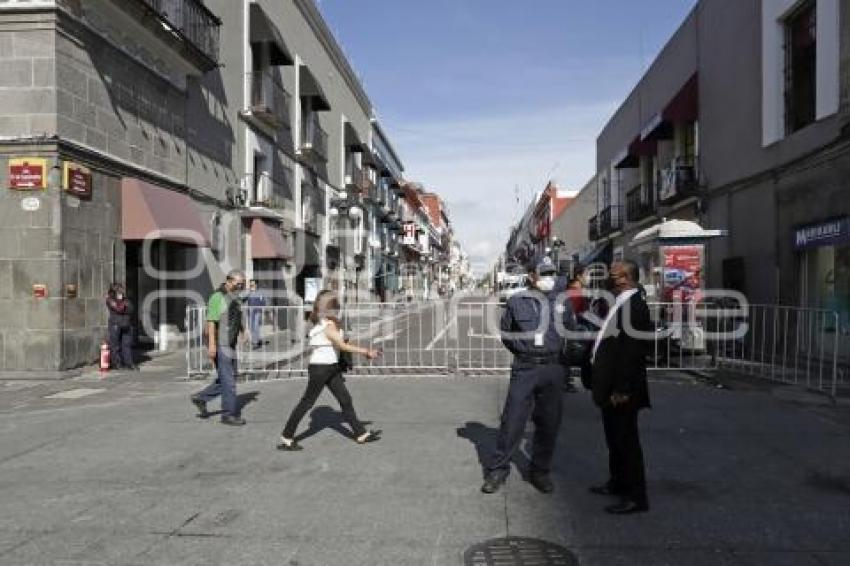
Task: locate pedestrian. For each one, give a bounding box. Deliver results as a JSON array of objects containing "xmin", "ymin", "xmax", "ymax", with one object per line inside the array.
[
  {"xmin": 588, "ymin": 260, "xmax": 653, "ymax": 514},
  {"xmin": 481, "ymin": 256, "xmax": 577, "ymax": 495},
  {"xmin": 245, "ymin": 279, "xmax": 267, "ymax": 350},
  {"xmin": 105, "ymin": 283, "xmax": 137, "ymax": 370},
  {"xmin": 190, "ymin": 270, "xmax": 247, "ymax": 426},
  {"xmin": 277, "ymin": 290, "xmax": 382, "ymax": 451},
  {"xmin": 564, "ymin": 265, "xmax": 594, "ymax": 392}
]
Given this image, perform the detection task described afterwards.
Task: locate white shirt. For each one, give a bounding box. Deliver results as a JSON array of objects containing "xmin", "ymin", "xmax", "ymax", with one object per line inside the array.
[
  {"xmin": 308, "ymin": 319, "xmax": 340, "ymax": 365},
  {"xmin": 591, "ymin": 288, "xmax": 639, "ymax": 364}
]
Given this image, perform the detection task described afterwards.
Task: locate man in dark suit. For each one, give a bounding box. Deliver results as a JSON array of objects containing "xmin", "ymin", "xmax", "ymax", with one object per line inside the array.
[{"xmin": 589, "ymin": 260, "xmax": 652, "ymax": 514}]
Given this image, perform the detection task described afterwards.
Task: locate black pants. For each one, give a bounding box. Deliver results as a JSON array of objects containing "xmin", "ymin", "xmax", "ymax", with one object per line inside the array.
[
  {"xmin": 282, "ymin": 364, "xmax": 367, "ymax": 439},
  {"xmin": 109, "ymin": 324, "xmax": 134, "ymax": 368},
  {"xmin": 488, "ymin": 363, "xmax": 565, "ymax": 476},
  {"xmin": 602, "ymin": 406, "xmax": 647, "ymax": 504}
]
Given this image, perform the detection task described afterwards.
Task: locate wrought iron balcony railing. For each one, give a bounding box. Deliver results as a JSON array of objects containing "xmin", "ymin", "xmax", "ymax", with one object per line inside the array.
[
  {"xmin": 588, "ymin": 215, "xmax": 599, "ymax": 241},
  {"xmin": 248, "ymin": 71, "xmax": 290, "ymax": 129},
  {"xmin": 137, "ymin": 0, "xmax": 221, "ymax": 68},
  {"xmin": 626, "ymin": 185, "xmax": 656, "ymax": 223},
  {"xmin": 300, "ymin": 113, "xmax": 328, "ymax": 162},
  {"xmin": 599, "ymin": 205, "xmax": 624, "ymax": 237},
  {"xmin": 658, "ymin": 155, "xmax": 699, "ymax": 205}
]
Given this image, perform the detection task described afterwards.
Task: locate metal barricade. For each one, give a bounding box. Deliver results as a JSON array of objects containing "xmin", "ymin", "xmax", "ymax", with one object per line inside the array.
[
  {"xmin": 711, "ymin": 304, "xmax": 843, "ymax": 397},
  {"xmin": 185, "ymin": 299, "xmax": 844, "ymax": 397}
]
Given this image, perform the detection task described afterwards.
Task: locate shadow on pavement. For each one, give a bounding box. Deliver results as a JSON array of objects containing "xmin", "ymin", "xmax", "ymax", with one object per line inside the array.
[
  {"xmin": 294, "ymin": 406, "xmax": 373, "ymax": 443},
  {"xmin": 456, "ymin": 421, "xmax": 532, "ymax": 480}
]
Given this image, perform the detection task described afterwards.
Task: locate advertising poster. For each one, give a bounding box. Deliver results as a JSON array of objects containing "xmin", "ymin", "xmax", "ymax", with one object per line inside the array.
[{"xmin": 661, "ymin": 245, "xmax": 703, "ymax": 302}]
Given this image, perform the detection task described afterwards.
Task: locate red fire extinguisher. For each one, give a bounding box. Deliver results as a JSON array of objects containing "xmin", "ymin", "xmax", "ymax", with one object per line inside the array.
[{"xmin": 99, "ymin": 341, "xmax": 111, "ymax": 373}]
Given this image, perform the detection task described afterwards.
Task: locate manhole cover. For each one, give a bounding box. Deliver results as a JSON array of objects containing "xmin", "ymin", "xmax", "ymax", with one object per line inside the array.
[{"xmin": 464, "ymin": 537, "xmax": 578, "ymax": 566}]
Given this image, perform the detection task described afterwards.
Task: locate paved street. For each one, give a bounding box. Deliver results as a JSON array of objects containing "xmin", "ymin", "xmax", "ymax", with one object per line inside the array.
[{"xmin": 1, "ymin": 368, "xmax": 849, "ymax": 565}]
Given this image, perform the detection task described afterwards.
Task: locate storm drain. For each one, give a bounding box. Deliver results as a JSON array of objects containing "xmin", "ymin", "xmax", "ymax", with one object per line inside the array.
[{"xmin": 464, "ymin": 537, "xmax": 578, "ymax": 566}]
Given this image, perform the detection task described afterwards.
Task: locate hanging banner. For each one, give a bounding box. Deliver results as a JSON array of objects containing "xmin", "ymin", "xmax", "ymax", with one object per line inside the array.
[
  {"xmin": 63, "ymin": 162, "xmax": 92, "ymax": 198},
  {"xmin": 660, "ymin": 244, "xmax": 703, "ymax": 302},
  {"xmin": 8, "ymin": 158, "xmax": 48, "ymax": 190}
]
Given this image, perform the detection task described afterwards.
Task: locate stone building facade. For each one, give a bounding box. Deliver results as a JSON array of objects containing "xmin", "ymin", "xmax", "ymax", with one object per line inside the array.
[{"xmin": 0, "ymin": 0, "xmax": 416, "ymax": 376}]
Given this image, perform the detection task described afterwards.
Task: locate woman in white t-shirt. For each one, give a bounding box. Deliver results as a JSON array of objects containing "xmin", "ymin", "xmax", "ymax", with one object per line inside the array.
[{"xmin": 277, "ymin": 290, "xmax": 381, "ymax": 451}]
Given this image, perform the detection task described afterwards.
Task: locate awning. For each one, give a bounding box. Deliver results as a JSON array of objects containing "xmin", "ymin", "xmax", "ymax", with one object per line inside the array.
[
  {"xmin": 299, "ymin": 65, "xmax": 331, "ymax": 111},
  {"xmin": 664, "ymin": 74, "xmax": 698, "ymax": 123},
  {"xmin": 121, "ymin": 178, "xmax": 210, "ymax": 246},
  {"xmin": 640, "ymin": 112, "xmax": 674, "ymax": 141},
  {"xmin": 249, "ymin": 3, "xmax": 293, "ymax": 66},
  {"xmin": 631, "ymin": 219, "xmax": 727, "ymax": 247},
  {"xmin": 344, "ymin": 122, "xmax": 363, "ymax": 149},
  {"xmin": 250, "ymin": 218, "xmax": 291, "ymax": 260}
]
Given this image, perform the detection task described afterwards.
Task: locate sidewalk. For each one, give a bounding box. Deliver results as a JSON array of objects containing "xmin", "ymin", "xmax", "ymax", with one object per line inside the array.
[{"xmin": 0, "ymin": 373, "xmax": 848, "ymax": 565}]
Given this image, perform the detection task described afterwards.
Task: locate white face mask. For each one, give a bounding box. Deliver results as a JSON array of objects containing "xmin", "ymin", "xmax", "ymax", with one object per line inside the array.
[
  {"xmin": 116, "ymin": 293, "xmax": 124, "ymax": 300},
  {"xmin": 536, "ymin": 276, "xmax": 555, "ymax": 292}
]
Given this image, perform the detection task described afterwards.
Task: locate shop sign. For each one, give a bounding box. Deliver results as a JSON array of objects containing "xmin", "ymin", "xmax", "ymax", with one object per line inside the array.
[
  {"xmin": 8, "ymin": 158, "xmax": 47, "ymax": 190},
  {"xmin": 63, "ymin": 162, "xmax": 92, "ymax": 198},
  {"xmin": 793, "ymin": 217, "xmax": 850, "ymax": 250},
  {"xmin": 402, "ymin": 222, "xmax": 417, "ymax": 246},
  {"xmin": 660, "ymin": 245, "xmax": 703, "ymax": 302}
]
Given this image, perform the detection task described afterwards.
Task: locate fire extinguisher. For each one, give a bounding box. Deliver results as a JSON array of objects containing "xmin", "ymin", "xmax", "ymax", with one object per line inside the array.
[{"xmin": 99, "ymin": 341, "xmax": 111, "ymax": 373}]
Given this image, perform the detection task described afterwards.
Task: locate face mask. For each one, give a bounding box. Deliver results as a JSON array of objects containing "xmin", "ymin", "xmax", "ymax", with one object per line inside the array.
[
  {"xmin": 116, "ymin": 293, "xmax": 124, "ymax": 300},
  {"xmin": 537, "ymin": 276, "xmax": 555, "ymax": 292}
]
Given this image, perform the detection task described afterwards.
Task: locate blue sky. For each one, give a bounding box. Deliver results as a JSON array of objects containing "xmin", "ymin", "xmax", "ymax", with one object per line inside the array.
[{"xmin": 318, "ymin": 0, "xmax": 698, "ymax": 273}]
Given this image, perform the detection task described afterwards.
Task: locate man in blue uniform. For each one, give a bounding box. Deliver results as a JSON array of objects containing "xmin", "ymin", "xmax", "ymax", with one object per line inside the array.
[{"xmin": 482, "ymin": 257, "xmax": 576, "ymax": 494}]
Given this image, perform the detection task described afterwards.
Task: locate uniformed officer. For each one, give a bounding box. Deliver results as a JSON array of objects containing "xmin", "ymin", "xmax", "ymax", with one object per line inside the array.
[{"xmin": 482, "ymin": 256, "xmax": 576, "ymax": 494}]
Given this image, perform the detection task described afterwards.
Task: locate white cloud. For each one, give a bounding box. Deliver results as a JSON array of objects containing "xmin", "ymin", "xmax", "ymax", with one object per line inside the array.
[{"xmin": 385, "ymin": 100, "xmax": 618, "ymax": 273}]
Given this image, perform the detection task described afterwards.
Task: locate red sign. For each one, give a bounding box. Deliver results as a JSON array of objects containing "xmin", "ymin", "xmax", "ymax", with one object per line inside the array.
[
  {"xmin": 661, "ymin": 245, "xmax": 703, "ymax": 302},
  {"xmin": 8, "ymin": 158, "xmax": 47, "ymax": 190},
  {"xmin": 64, "ymin": 162, "xmax": 92, "ymax": 198}
]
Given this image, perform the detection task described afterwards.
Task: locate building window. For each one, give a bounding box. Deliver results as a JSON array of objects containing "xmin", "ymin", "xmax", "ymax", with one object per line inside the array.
[{"xmin": 784, "ymin": 0, "xmax": 817, "ymax": 135}]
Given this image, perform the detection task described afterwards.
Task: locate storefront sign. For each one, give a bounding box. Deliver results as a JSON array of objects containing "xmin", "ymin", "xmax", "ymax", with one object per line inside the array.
[
  {"xmin": 793, "ymin": 217, "xmax": 850, "ymax": 250},
  {"xmin": 661, "ymin": 245, "xmax": 703, "ymax": 302},
  {"xmin": 63, "ymin": 162, "xmax": 92, "ymax": 198},
  {"xmin": 402, "ymin": 222, "xmax": 417, "ymax": 246},
  {"xmin": 8, "ymin": 158, "xmax": 48, "ymax": 190}
]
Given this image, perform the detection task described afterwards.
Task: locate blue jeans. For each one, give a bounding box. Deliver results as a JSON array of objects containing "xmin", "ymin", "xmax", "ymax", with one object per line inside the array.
[
  {"xmin": 250, "ymin": 310, "xmax": 262, "ymax": 347},
  {"xmin": 194, "ymin": 349, "xmax": 238, "ymax": 418}
]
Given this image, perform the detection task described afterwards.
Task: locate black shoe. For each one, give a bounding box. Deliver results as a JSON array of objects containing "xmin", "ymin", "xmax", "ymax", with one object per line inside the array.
[
  {"xmin": 190, "ymin": 397, "xmax": 209, "ymax": 418},
  {"xmin": 481, "ymin": 471, "xmax": 508, "ymax": 494},
  {"xmin": 221, "ymin": 416, "xmax": 246, "ymax": 426},
  {"xmin": 529, "ymin": 474, "xmax": 555, "ymax": 494},
  {"xmin": 605, "ymin": 499, "xmax": 649, "ymax": 515},
  {"xmin": 355, "ymin": 430, "xmax": 382, "ymax": 444},
  {"xmin": 276, "ymin": 439, "xmax": 304, "ymax": 451},
  {"xmin": 589, "ymin": 483, "xmax": 621, "ymax": 496}
]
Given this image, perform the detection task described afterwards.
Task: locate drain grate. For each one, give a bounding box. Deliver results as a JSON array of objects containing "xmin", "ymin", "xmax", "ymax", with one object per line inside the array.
[{"xmin": 464, "ymin": 537, "xmax": 578, "ymax": 566}]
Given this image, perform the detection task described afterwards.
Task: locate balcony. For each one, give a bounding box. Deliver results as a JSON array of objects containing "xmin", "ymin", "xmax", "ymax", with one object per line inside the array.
[
  {"xmin": 599, "ymin": 205, "xmax": 624, "ymax": 238},
  {"xmin": 345, "ymin": 163, "xmax": 364, "ymax": 192},
  {"xmin": 658, "ymin": 156, "xmax": 699, "ymax": 205},
  {"xmin": 588, "ymin": 216, "xmax": 599, "ymax": 241},
  {"xmin": 135, "ymin": 0, "xmax": 221, "ymax": 71},
  {"xmin": 300, "ymin": 113, "xmax": 328, "ymax": 162},
  {"xmin": 246, "ymin": 71, "xmax": 290, "ymax": 131},
  {"xmin": 626, "ymin": 185, "xmax": 656, "ymax": 223},
  {"xmin": 242, "ymin": 172, "xmax": 291, "ymax": 210}
]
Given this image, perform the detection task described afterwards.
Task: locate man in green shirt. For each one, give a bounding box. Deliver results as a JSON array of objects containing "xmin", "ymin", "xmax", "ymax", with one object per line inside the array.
[{"xmin": 191, "ymin": 270, "xmax": 247, "ymax": 425}]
